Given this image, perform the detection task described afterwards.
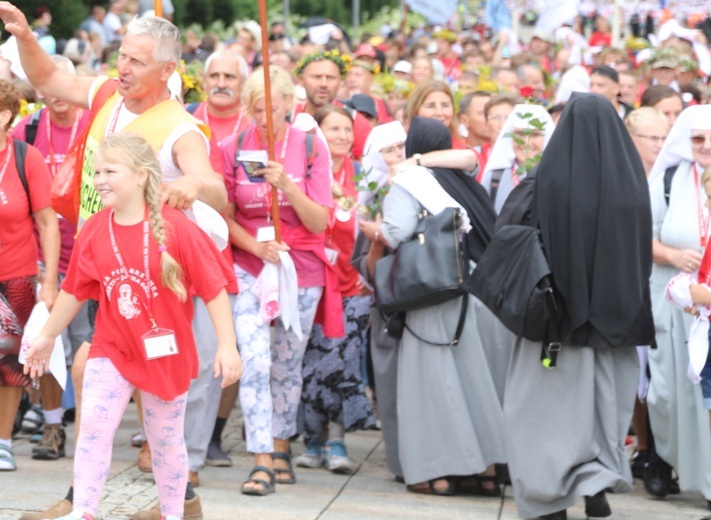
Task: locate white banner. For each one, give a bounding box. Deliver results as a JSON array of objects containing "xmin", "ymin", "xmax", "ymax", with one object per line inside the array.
[
  {"xmin": 535, "ymin": 0, "xmax": 581, "ymax": 34},
  {"xmin": 405, "ymin": 0, "xmax": 458, "ymax": 25}
]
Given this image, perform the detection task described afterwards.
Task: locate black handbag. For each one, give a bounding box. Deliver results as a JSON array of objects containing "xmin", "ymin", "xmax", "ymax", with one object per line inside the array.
[
  {"xmin": 465, "ymin": 224, "xmax": 554, "ymax": 341},
  {"xmin": 374, "ymin": 207, "xmax": 470, "ymax": 346},
  {"xmin": 374, "ymin": 207, "xmax": 469, "ymax": 313}
]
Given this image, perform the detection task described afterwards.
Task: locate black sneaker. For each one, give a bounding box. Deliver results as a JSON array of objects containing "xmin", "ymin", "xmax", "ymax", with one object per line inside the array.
[{"xmin": 584, "ymin": 490, "xmax": 612, "ymax": 518}]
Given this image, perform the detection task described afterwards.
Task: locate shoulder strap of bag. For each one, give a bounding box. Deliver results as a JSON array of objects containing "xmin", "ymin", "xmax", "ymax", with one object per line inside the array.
[
  {"xmin": 186, "ymin": 102, "xmax": 200, "ymax": 114},
  {"xmin": 14, "ymin": 140, "xmax": 30, "ymax": 206},
  {"xmin": 25, "ymin": 109, "xmax": 43, "ymax": 146},
  {"xmin": 489, "ymin": 169, "xmax": 505, "ymax": 203},
  {"xmin": 529, "ymin": 175, "xmax": 565, "ymax": 369},
  {"xmin": 403, "ymin": 294, "xmax": 469, "ymax": 347},
  {"xmin": 664, "ymin": 164, "xmax": 679, "ymax": 207}
]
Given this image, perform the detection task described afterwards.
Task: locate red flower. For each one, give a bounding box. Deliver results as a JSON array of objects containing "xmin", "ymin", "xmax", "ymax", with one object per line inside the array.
[{"xmin": 519, "ymin": 86, "xmax": 535, "ymax": 98}]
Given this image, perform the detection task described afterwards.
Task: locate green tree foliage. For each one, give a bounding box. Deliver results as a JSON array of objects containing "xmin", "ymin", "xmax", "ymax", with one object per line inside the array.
[{"xmin": 15, "ymin": 0, "xmax": 89, "ymax": 41}]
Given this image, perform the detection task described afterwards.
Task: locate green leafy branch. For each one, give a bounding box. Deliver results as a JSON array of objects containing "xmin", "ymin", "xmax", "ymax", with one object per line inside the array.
[
  {"xmin": 353, "ymin": 166, "xmax": 389, "ymax": 220},
  {"xmin": 504, "ymin": 111, "xmax": 546, "ymax": 177}
]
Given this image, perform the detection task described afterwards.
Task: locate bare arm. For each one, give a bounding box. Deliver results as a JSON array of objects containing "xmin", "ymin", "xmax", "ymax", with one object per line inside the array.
[
  {"xmin": 205, "ymin": 289, "xmax": 242, "ymax": 388},
  {"xmin": 168, "ymin": 130, "xmax": 228, "ymax": 212},
  {"xmin": 24, "ymin": 290, "xmax": 83, "ymax": 378},
  {"xmin": 34, "ymin": 206, "xmax": 60, "ymax": 310},
  {"xmin": 223, "ymin": 202, "xmax": 289, "ymax": 263},
  {"xmin": 653, "ymin": 239, "xmax": 702, "ymax": 272},
  {"xmin": 403, "ymin": 149, "xmax": 478, "ymax": 173},
  {"xmin": 260, "ymin": 160, "xmax": 329, "ymax": 234},
  {"xmin": 0, "ymin": 2, "xmax": 94, "ymax": 108}
]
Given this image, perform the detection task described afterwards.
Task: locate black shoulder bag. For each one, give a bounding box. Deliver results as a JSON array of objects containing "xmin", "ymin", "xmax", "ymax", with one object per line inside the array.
[{"xmin": 374, "ymin": 207, "xmax": 470, "ymax": 346}]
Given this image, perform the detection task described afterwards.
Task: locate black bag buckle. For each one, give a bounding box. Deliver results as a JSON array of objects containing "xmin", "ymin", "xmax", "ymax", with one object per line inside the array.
[{"xmin": 541, "ymin": 342, "xmax": 561, "ymax": 369}]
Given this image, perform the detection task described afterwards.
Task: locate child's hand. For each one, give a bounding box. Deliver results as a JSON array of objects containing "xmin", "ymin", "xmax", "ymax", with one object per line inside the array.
[
  {"xmin": 23, "ymin": 335, "xmax": 55, "ymax": 378},
  {"xmin": 214, "ymin": 344, "xmax": 243, "ymax": 388}
]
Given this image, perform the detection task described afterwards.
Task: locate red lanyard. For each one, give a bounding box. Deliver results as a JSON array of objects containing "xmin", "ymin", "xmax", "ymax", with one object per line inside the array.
[
  {"xmin": 0, "ymin": 136, "xmax": 15, "ymax": 205},
  {"xmin": 46, "ymin": 108, "xmax": 82, "ymax": 178},
  {"xmin": 108, "ymin": 210, "xmax": 159, "ymax": 327},
  {"xmin": 201, "ymin": 103, "xmax": 244, "ymax": 142},
  {"xmin": 254, "ymin": 125, "xmax": 291, "ymax": 221},
  {"xmin": 107, "ymin": 98, "xmax": 125, "ymax": 136},
  {"xmin": 693, "ymin": 164, "xmax": 710, "ymax": 248}
]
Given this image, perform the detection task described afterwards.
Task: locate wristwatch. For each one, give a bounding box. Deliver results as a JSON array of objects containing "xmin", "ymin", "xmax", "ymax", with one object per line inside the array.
[{"xmin": 413, "ymin": 153, "xmax": 422, "ymax": 166}]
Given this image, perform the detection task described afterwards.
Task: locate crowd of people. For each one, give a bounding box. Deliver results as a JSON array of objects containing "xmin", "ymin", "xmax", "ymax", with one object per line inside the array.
[{"xmin": 0, "ymin": 1, "xmax": 711, "ymax": 520}]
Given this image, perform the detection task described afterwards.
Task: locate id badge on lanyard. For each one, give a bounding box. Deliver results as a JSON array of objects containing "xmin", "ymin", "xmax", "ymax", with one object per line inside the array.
[
  {"xmin": 109, "ymin": 210, "xmax": 179, "ymax": 360},
  {"xmin": 142, "ymin": 327, "xmax": 179, "ymax": 360}
]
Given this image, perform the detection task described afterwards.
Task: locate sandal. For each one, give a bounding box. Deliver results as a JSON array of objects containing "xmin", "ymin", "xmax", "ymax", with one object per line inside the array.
[
  {"xmin": 241, "ymin": 465, "xmax": 276, "ymax": 496},
  {"xmin": 0, "ymin": 443, "xmax": 17, "ymax": 471},
  {"xmin": 271, "ymin": 452, "xmax": 296, "ymax": 484},
  {"xmin": 454, "ymin": 474, "xmax": 502, "ymax": 497},
  {"xmin": 406, "ymin": 478, "xmax": 456, "ymax": 496}
]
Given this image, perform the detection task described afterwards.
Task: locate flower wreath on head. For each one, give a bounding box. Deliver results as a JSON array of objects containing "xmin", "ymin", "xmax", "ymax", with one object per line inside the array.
[
  {"xmin": 352, "ymin": 59, "xmax": 381, "ymax": 75},
  {"xmin": 294, "ymin": 49, "xmax": 352, "ymax": 77}
]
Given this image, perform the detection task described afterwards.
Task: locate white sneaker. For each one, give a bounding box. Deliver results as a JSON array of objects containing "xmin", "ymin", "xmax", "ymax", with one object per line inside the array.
[
  {"xmin": 324, "ymin": 441, "xmax": 356, "ymax": 474},
  {"xmin": 294, "ymin": 442, "xmax": 325, "ymax": 468}
]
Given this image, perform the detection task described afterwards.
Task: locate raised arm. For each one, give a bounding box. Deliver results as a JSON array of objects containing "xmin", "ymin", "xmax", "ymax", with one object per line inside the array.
[
  {"xmin": 168, "ymin": 130, "xmax": 229, "ymax": 212},
  {"xmin": 0, "ymin": 2, "xmax": 95, "ymax": 108}
]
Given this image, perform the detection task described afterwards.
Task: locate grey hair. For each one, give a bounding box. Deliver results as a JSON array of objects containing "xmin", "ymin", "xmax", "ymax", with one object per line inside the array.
[
  {"xmin": 51, "ymin": 54, "xmax": 76, "ymax": 75},
  {"xmin": 204, "ymin": 50, "xmax": 249, "ymax": 82},
  {"xmin": 126, "ymin": 16, "xmax": 181, "ymax": 63}
]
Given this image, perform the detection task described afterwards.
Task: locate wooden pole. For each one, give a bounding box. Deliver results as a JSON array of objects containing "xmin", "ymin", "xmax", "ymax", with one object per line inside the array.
[
  {"xmin": 258, "ymin": 0, "xmax": 281, "ymax": 241},
  {"xmin": 153, "ymin": 0, "xmax": 163, "ymax": 18}
]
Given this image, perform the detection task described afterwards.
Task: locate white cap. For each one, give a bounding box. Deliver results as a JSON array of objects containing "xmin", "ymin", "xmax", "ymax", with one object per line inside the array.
[{"xmin": 393, "ymin": 60, "xmax": 413, "ymax": 74}]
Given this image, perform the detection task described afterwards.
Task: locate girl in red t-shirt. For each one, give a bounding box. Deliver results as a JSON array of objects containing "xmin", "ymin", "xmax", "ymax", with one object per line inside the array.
[{"xmin": 24, "ymin": 133, "xmax": 242, "ymax": 520}]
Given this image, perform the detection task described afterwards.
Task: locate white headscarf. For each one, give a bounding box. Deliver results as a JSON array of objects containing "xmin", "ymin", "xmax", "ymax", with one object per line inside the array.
[
  {"xmin": 555, "ymin": 65, "xmax": 590, "ymax": 104},
  {"xmin": 648, "ymin": 106, "xmax": 711, "ymax": 184},
  {"xmin": 482, "ymin": 104, "xmax": 555, "ymax": 182},
  {"xmin": 359, "ymin": 121, "xmax": 407, "ymax": 205}
]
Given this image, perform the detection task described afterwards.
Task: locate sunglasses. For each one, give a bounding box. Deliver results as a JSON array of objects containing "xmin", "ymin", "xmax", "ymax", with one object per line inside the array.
[{"xmin": 691, "ymin": 135, "xmax": 711, "ymax": 146}]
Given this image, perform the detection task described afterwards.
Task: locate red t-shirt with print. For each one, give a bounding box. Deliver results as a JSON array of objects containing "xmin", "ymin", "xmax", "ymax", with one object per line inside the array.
[
  {"xmin": 12, "ymin": 109, "xmax": 91, "ymax": 274},
  {"xmin": 0, "ymin": 138, "xmax": 53, "ymax": 281},
  {"xmin": 62, "ymin": 206, "xmax": 237, "ymax": 400}
]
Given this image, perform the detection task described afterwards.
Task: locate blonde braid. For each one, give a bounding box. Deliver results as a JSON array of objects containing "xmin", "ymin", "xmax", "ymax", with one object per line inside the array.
[{"xmin": 98, "ymin": 133, "xmax": 187, "ymax": 301}]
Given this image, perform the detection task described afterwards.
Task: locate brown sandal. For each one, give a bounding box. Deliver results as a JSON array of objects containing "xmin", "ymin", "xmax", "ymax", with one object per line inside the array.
[{"xmin": 406, "ymin": 478, "xmax": 456, "ymax": 496}]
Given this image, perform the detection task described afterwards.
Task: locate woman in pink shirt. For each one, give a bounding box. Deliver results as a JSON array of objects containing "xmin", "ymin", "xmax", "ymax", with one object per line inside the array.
[{"xmin": 220, "ymin": 66, "xmax": 334, "ymax": 496}]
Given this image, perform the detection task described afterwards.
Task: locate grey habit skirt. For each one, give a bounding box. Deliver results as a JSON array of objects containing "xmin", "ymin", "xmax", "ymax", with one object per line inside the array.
[
  {"xmin": 398, "ymin": 295, "xmax": 510, "ymax": 485},
  {"xmin": 504, "ymin": 338, "xmax": 638, "ymax": 518}
]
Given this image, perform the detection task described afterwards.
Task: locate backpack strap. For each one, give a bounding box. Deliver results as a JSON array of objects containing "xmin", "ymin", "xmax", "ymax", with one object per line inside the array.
[
  {"xmin": 234, "ymin": 130, "xmax": 248, "ymax": 168},
  {"xmin": 186, "ymin": 102, "xmax": 201, "ymax": 115},
  {"xmin": 304, "ymin": 131, "xmax": 317, "ymax": 177},
  {"xmin": 25, "ymin": 109, "xmax": 43, "ymax": 146},
  {"xmin": 13, "ymin": 140, "xmax": 30, "ymax": 207},
  {"xmin": 489, "ymin": 169, "xmax": 505, "ymax": 204},
  {"xmin": 664, "ymin": 164, "xmax": 679, "ymax": 207}
]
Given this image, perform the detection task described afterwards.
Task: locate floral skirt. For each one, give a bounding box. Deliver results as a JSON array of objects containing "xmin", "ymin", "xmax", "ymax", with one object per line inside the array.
[
  {"xmin": 0, "ymin": 276, "xmax": 37, "ymax": 387},
  {"xmin": 297, "ymin": 295, "xmax": 376, "ymax": 439}
]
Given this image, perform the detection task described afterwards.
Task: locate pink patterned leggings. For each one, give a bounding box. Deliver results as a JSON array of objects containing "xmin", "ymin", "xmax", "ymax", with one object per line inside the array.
[{"xmin": 73, "ymin": 357, "xmax": 187, "ymax": 519}]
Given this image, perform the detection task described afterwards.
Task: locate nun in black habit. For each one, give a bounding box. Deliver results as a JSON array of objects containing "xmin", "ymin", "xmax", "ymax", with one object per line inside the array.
[{"xmin": 503, "ymin": 93, "xmax": 655, "ymax": 520}]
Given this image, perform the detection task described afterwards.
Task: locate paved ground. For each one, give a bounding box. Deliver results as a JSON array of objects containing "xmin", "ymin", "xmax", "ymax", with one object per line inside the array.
[{"xmin": 2, "ymin": 402, "xmax": 711, "ymax": 520}]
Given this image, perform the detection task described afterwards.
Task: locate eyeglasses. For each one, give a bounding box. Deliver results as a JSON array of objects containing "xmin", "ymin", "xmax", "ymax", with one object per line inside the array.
[
  {"xmin": 381, "ymin": 142, "xmax": 405, "ymax": 154},
  {"xmin": 691, "ymin": 135, "xmax": 711, "ymax": 146},
  {"xmin": 487, "ymin": 115, "xmax": 507, "ymax": 122},
  {"xmin": 633, "ymin": 133, "xmax": 667, "ymax": 145}
]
